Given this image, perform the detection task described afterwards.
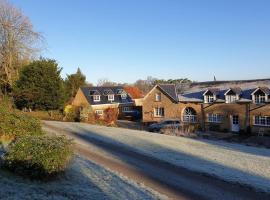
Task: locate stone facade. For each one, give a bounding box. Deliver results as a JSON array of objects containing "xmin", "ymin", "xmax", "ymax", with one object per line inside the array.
[
  {"xmin": 249, "ymin": 104, "xmax": 270, "ymax": 134},
  {"xmin": 142, "ymin": 87, "xmax": 179, "ymax": 122},
  {"xmin": 143, "ymin": 85, "xmax": 270, "ymax": 135},
  {"xmin": 72, "ymin": 87, "xmax": 136, "ymax": 120},
  {"xmin": 72, "ymin": 88, "xmax": 90, "ymax": 107}
]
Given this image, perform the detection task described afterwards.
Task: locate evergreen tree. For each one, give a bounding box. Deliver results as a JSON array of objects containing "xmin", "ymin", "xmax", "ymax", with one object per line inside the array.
[
  {"xmin": 13, "ymin": 58, "xmax": 65, "ymax": 110},
  {"xmin": 64, "ymin": 68, "xmax": 86, "ymax": 100}
]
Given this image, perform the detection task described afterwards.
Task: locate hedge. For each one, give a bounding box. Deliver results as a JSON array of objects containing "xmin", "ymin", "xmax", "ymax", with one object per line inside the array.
[
  {"xmin": 3, "ymin": 135, "xmax": 74, "ymax": 179},
  {"xmin": 0, "ymin": 105, "xmax": 43, "ymax": 138}
]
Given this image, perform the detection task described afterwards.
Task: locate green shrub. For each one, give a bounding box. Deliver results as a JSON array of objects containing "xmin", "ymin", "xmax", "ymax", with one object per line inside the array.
[
  {"xmin": 4, "ymin": 135, "xmax": 74, "ymax": 179},
  {"xmin": 0, "ymin": 105, "xmax": 43, "ymax": 138},
  {"xmin": 64, "ymin": 105, "xmax": 80, "ymax": 122}
]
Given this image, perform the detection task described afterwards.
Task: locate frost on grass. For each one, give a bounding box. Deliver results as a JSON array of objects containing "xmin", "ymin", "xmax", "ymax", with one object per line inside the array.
[
  {"xmin": 0, "ymin": 156, "xmax": 165, "ymax": 200},
  {"xmin": 44, "ymin": 121, "xmax": 270, "ymax": 193}
]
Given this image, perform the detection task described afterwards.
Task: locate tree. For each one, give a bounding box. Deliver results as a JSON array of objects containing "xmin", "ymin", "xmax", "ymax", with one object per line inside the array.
[
  {"xmin": 0, "ymin": 0, "xmax": 43, "ymax": 93},
  {"xmin": 124, "ymin": 86, "xmax": 144, "ymax": 99},
  {"xmin": 64, "ymin": 68, "xmax": 86, "ymax": 100},
  {"xmin": 134, "ymin": 76, "xmax": 157, "ymax": 94},
  {"xmin": 97, "ymin": 78, "xmax": 118, "ymax": 87},
  {"xmin": 13, "ymin": 58, "xmax": 64, "ymax": 110},
  {"xmin": 134, "ymin": 77, "xmax": 192, "ymax": 94}
]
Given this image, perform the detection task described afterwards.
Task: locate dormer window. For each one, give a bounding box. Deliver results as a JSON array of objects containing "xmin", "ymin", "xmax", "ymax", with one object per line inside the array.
[
  {"xmin": 203, "ymin": 89, "xmax": 217, "ymax": 103},
  {"xmin": 121, "ymin": 93, "xmax": 127, "ymax": 99},
  {"xmin": 226, "ymin": 95, "xmax": 237, "ymax": 103},
  {"xmin": 205, "ymin": 95, "xmax": 214, "ymax": 103},
  {"xmin": 251, "ymin": 88, "xmax": 268, "ymax": 104},
  {"xmin": 254, "ymin": 94, "xmax": 265, "ymax": 104},
  {"xmin": 224, "ymin": 88, "xmax": 241, "ymax": 103},
  {"xmin": 155, "ymin": 93, "xmax": 161, "ymax": 101},
  {"xmin": 108, "ymin": 94, "xmax": 114, "ymax": 101},
  {"xmin": 93, "ymin": 95, "xmax": 100, "ymax": 102}
]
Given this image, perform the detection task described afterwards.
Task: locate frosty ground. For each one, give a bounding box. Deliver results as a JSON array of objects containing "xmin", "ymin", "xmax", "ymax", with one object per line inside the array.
[
  {"xmin": 44, "ymin": 121, "xmax": 270, "ymax": 194},
  {"xmin": 0, "ymin": 155, "xmax": 166, "ymax": 200}
]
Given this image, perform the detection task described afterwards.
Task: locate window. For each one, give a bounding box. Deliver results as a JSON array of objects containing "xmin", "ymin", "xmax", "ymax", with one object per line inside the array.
[
  {"xmin": 121, "ymin": 93, "xmax": 127, "ymax": 99},
  {"xmin": 122, "ymin": 107, "xmax": 132, "ymax": 112},
  {"xmin": 232, "ymin": 115, "xmax": 239, "ymax": 125},
  {"xmin": 95, "ymin": 110, "xmax": 103, "ymax": 115},
  {"xmin": 93, "ymin": 95, "xmax": 100, "ymax": 102},
  {"xmin": 155, "ymin": 93, "xmax": 161, "ymax": 101},
  {"xmin": 108, "ymin": 94, "xmax": 114, "ymax": 101},
  {"xmin": 254, "ymin": 94, "xmax": 266, "ymax": 104},
  {"xmin": 183, "ymin": 107, "xmax": 197, "ymax": 123},
  {"xmin": 208, "ymin": 113, "xmax": 222, "ymax": 123},
  {"xmin": 254, "ymin": 116, "xmax": 270, "ymax": 126},
  {"xmin": 226, "ymin": 95, "xmax": 237, "ymax": 103},
  {"xmin": 205, "ymin": 95, "xmax": 214, "ymax": 103},
  {"xmin": 154, "ymin": 107, "xmax": 164, "ymax": 117}
]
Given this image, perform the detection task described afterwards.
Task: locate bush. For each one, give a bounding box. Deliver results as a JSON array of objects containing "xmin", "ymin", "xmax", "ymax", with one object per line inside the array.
[
  {"xmin": 64, "ymin": 105, "xmax": 80, "ymax": 122},
  {"xmin": 3, "ymin": 135, "xmax": 74, "ymax": 179},
  {"xmin": 0, "ymin": 104, "xmax": 43, "ymax": 138},
  {"xmin": 103, "ymin": 107, "xmax": 118, "ymax": 125},
  {"xmin": 25, "ymin": 110, "xmax": 64, "ymax": 121}
]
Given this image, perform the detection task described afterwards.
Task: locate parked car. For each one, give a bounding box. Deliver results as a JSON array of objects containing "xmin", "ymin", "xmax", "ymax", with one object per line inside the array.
[{"xmin": 148, "ymin": 119, "xmax": 181, "ymax": 133}]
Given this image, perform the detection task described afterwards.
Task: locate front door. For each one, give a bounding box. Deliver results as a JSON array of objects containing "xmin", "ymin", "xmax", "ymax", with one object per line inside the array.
[{"xmin": 231, "ymin": 115, "xmax": 240, "ymax": 132}]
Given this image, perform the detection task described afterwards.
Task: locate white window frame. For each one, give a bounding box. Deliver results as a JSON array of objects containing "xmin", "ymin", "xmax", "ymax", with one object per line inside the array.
[
  {"xmin": 108, "ymin": 94, "xmax": 114, "ymax": 101},
  {"xmin": 154, "ymin": 107, "xmax": 164, "ymax": 117},
  {"xmin": 225, "ymin": 95, "xmax": 237, "ymax": 103},
  {"xmin": 254, "ymin": 94, "xmax": 266, "ymax": 104},
  {"xmin": 93, "ymin": 95, "xmax": 100, "ymax": 102},
  {"xmin": 95, "ymin": 110, "xmax": 103, "ymax": 116},
  {"xmin": 155, "ymin": 93, "xmax": 161, "ymax": 101},
  {"xmin": 183, "ymin": 107, "xmax": 197, "ymax": 123},
  {"xmin": 254, "ymin": 116, "xmax": 270, "ymax": 127},
  {"xmin": 121, "ymin": 93, "xmax": 127, "ymax": 99},
  {"xmin": 122, "ymin": 106, "xmax": 132, "ymax": 112},
  {"xmin": 205, "ymin": 95, "xmax": 214, "ymax": 103},
  {"xmin": 208, "ymin": 113, "xmax": 222, "ymax": 123}
]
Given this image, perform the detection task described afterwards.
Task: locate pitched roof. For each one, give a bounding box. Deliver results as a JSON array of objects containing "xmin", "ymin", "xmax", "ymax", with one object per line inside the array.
[
  {"xmin": 80, "ymin": 86, "xmax": 133, "ymax": 105},
  {"xmin": 224, "ymin": 87, "xmax": 242, "ymax": 95},
  {"xmin": 203, "ymin": 88, "xmax": 220, "ymax": 96},
  {"xmin": 89, "ymin": 90, "xmax": 101, "ymax": 95},
  {"xmin": 251, "ymin": 86, "xmax": 270, "ymax": 95},
  {"xmin": 179, "ymin": 87, "xmax": 268, "ymax": 103},
  {"xmin": 157, "ymin": 84, "xmax": 178, "ymax": 102}
]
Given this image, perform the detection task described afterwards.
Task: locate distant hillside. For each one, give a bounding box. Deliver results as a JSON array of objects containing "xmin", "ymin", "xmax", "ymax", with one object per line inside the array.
[{"xmin": 183, "ymin": 78, "xmax": 270, "ymax": 93}]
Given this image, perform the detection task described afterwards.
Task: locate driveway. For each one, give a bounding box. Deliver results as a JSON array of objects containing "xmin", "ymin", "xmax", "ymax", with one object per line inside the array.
[{"xmin": 43, "ymin": 121, "xmax": 270, "ymax": 200}]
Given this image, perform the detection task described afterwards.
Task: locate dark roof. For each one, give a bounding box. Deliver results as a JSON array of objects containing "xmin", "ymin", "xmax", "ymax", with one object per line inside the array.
[
  {"xmin": 225, "ymin": 87, "xmax": 242, "ymax": 95},
  {"xmin": 179, "ymin": 87, "xmax": 269, "ymax": 103},
  {"xmin": 258, "ymin": 86, "xmax": 270, "ymax": 95},
  {"xmin": 203, "ymin": 88, "xmax": 220, "ymax": 95},
  {"xmin": 80, "ymin": 86, "xmax": 133, "ymax": 105},
  {"xmin": 103, "ymin": 89, "xmax": 114, "ymax": 95},
  {"xmin": 89, "ymin": 90, "xmax": 101, "ymax": 95},
  {"xmin": 191, "ymin": 78, "xmax": 270, "ymax": 87},
  {"xmin": 157, "ymin": 84, "xmax": 178, "ymax": 102}
]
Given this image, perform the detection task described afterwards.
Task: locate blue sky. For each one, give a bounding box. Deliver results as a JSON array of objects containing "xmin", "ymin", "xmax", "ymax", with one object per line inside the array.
[{"xmin": 12, "ymin": 0, "xmax": 270, "ymax": 84}]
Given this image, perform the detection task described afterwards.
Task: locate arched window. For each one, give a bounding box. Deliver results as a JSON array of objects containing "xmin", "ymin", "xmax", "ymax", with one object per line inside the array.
[{"xmin": 183, "ymin": 107, "xmax": 197, "ymax": 123}]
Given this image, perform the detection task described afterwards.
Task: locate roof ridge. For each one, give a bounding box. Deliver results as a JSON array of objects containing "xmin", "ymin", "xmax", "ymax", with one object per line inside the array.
[{"xmin": 158, "ymin": 83, "xmax": 176, "ymax": 85}]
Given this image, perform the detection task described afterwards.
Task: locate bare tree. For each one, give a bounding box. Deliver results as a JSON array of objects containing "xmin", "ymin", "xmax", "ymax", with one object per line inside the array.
[
  {"xmin": 0, "ymin": 0, "xmax": 43, "ymax": 92},
  {"xmin": 97, "ymin": 78, "xmax": 118, "ymax": 87}
]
